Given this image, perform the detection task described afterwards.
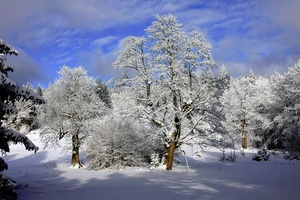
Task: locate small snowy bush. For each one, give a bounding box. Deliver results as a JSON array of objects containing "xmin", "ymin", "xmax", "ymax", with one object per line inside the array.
[
  {"xmin": 219, "ymin": 150, "xmax": 236, "ymax": 162},
  {"xmin": 150, "ymin": 153, "xmax": 160, "ymax": 169},
  {"xmin": 252, "ymin": 149, "xmax": 270, "ymax": 161},
  {"xmin": 283, "ymin": 151, "xmax": 300, "ymax": 160},
  {"xmin": 86, "ymin": 118, "xmax": 162, "ymax": 170}
]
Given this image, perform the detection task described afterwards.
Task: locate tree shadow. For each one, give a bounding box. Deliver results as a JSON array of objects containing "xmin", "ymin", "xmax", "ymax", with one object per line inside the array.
[{"xmin": 3, "ymin": 152, "xmax": 300, "ymax": 200}]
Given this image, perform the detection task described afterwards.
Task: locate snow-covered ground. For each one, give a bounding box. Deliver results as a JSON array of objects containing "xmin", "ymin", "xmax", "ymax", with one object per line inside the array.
[{"xmin": 4, "ymin": 132, "xmax": 300, "ymax": 200}]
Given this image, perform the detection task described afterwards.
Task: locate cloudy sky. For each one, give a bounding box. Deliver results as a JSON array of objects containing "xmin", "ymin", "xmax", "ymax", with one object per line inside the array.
[{"xmin": 1, "ymin": 0, "xmax": 299, "ymax": 87}]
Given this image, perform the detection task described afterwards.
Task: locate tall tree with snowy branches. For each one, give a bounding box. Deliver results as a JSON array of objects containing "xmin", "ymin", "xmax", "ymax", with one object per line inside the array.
[
  {"xmin": 0, "ymin": 39, "xmax": 44, "ymax": 199},
  {"xmin": 39, "ymin": 66, "xmax": 107, "ymax": 167},
  {"xmin": 269, "ymin": 61, "xmax": 300, "ymax": 154},
  {"xmin": 221, "ymin": 71, "xmax": 272, "ymax": 151},
  {"xmin": 114, "ymin": 14, "xmax": 221, "ymax": 170}
]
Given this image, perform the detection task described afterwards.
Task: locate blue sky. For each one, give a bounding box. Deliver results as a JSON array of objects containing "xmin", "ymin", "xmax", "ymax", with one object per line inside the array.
[{"xmin": 1, "ymin": 0, "xmax": 300, "ymax": 88}]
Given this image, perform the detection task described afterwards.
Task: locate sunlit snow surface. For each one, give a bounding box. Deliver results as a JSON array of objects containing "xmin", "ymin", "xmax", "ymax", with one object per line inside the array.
[{"xmin": 4, "ymin": 131, "xmax": 300, "ymax": 200}]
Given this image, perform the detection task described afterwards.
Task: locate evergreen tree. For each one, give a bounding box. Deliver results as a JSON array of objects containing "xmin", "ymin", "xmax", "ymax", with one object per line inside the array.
[
  {"xmin": 95, "ymin": 78, "xmax": 112, "ymax": 108},
  {"xmin": 0, "ymin": 39, "xmax": 43, "ymax": 199},
  {"xmin": 36, "ymin": 84, "xmax": 43, "ymax": 96}
]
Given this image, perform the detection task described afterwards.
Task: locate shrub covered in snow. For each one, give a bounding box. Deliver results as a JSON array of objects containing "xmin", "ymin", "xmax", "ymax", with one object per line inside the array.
[
  {"xmin": 86, "ymin": 118, "xmax": 163, "ymax": 170},
  {"xmin": 283, "ymin": 151, "xmax": 300, "ymax": 160},
  {"xmin": 252, "ymin": 149, "xmax": 270, "ymax": 161},
  {"xmin": 219, "ymin": 150, "xmax": 237, "ymax": 162}
]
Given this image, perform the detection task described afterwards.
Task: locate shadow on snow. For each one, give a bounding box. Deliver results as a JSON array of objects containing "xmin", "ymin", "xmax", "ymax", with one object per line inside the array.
[{"xmin": 3, "ymin": 150, "xmax": 300, "ymax": 200}]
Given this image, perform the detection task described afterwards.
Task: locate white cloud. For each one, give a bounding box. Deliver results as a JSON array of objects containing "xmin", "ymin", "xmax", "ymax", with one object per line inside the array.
[
  {"xmin": 1, "ymin": 0, "xmax": 299, "ymax": 83},
  {"xmin": 92, "ymin": 36, "xmax": 119, "ymax": 47},
  {"xmin": 6, "ymin": 48, "xmax": 48, "ymax": 87},
  {"xmin": 78, "ymin": 48, "xmax": 119, "ymax": 82},
  {"xmin": 176, "ymin": 0, "xmax": 300, "ymax": 76}
]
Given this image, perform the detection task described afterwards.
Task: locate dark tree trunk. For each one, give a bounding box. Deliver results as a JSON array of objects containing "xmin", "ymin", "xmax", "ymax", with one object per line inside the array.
[
  {"xmin": 71, "ymin": 134, "xmax": 83, "ymax": 168},
  {"xmin": 188, "ymin": 68, "xmax": 192, "ymax": 91}
]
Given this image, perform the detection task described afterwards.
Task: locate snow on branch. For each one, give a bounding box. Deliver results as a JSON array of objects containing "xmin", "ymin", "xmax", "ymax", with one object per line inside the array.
[
  {"xmin": 0, "ymin": 39, "xmax": 18, "ymax": 55},
  {"xmin": 0, "ymin": 126, "xmax": 39, "ymax": 153}
]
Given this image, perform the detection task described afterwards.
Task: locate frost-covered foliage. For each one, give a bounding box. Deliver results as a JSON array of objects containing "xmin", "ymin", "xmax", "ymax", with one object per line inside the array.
[
  {"xmin": 220, "ymin": 60, "xmax": 300, "ymax": 155},
  {"xmin": 114, "ymin": 14, "xmax": 224, "ymax": 170},
  {"xmin": 150, "ymin": 153, "xmax": 161, "ymax": 169},
  {"xmin": 39, "ymin": 66, "xmax": 107, "ymax": 167},
  {"xmin": 0, "ymin": 39, "xmax": 43, "ymax": 200},
  {"xmin": 86, "ymin": 118, "xmax": 163, "ymax": 170},
  {"xmin": 86, "ymin": 89, "xmax": 164, "ymax": 170},
  {"xmin": 221, "ymin": 71, "xmax": 272, "ymax": 150},
  {"xmin": 268, "ymin": 60, "xmax": 300, "ymax": 153},
  {"xmin": 10, "ymin": 98, "xmax": 39, "ymax": 132},
  {"xmin": 5, "ymin": 83, "xmax": 40, "ymax": 132}
]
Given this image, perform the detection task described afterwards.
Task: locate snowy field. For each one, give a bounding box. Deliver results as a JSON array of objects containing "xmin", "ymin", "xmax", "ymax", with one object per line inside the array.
[{"xmin": 4, "ymin": 132, "xmax": 300, "ymax": 200}]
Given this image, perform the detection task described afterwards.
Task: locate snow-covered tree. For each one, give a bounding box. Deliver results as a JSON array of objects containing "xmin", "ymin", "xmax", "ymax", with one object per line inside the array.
[
  {"xmin": 95, "ymin": 78, "xmax": 112, "ymax": 108},
  {"xmin": 39, "ymin": 66, "xmax": 107, "ymax": 167},
  {"xmin": 85, "ymin": 86, "xmax": 164, "ymax": 170},
  {"xmin": 253, "ymin": 76, "xmax": 276, "ymax": 147},
  {"xmin": 269, "ymin": 60, "xmax": 300, "ymax": 154},
  {"xmin": 114, "ymin": 14, "xmax": 220, "ymax": 170},
  {"xmin": 5, "ymin": 83, "xmax": 40, "ymax": 132},
  {"xmin": 5, "ymin": 98, "xmax": 39, "ymax": 132},
  {"xmin": 217, "ymin": 65, "xmax": 230, "ymax": 92},
  {"xmin": 36, "ymin": 84, "xmax": 43, "ymax": 96},
  {"xmin": 0, "ymin": 39, "xmax": 43, "ymax": 199},
  {"xmin": 221, "ymin": 70, "xmax": 272, "ymax": 151}
]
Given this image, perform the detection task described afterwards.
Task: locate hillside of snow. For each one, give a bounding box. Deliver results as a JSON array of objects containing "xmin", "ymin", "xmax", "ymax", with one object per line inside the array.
[{"xmin": 3, "ymin": 131, "xmax": 300, "ymax": 200}]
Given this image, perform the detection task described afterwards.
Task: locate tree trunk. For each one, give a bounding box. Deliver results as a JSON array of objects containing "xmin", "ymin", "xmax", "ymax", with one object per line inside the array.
[
  {"xmin": 241, "ymin": 119, "xmax": 248, "ymax": 149},
  {"xmin": 164, "ymin": 116, "xmax": 181, "ymax": 170},
  {"xmin": 188, "ymin": 67, "xmax": 192, "ymax": 91},
  {"xmin": 164, "ymin": 85, "xmax": 181, "ymax": 170},
  {"xmin": 165, "ymin": 139, "xmax": 176, "ymax": 170},
  {"xmin": 242, "ymin": 130, "xmax": 247, "ymax": 149},
  {"xmin": 71, "ymin": 134, "xmax": 83, "ymax": 168}
]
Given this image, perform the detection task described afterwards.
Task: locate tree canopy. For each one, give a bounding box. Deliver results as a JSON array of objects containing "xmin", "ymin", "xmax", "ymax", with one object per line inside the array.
[
  {"xmin": 39, "ymin": 66, "xmax": 107, "ymax": 167},
  {"xmin": 114, "ymin": 14, "xmax": 222, "ymax": 170}
]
